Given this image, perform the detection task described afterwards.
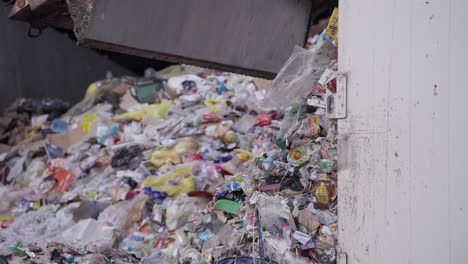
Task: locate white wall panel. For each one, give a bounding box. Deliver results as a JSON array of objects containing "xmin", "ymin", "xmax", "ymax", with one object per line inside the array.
[{"xmin": 338, "ymin": 0, "xmax": 468, "ymax": 263}]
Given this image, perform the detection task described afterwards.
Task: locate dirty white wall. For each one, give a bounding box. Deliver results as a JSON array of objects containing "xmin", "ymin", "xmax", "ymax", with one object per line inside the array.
[{"xmin": 338, "ymin": 0, "xmax": 468, "ymax": 263}]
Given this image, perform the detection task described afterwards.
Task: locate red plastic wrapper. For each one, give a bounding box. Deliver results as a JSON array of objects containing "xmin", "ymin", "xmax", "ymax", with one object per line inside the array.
[
  {"xmin": 53, "ymin": 168, "xmax": 75, "ymax": 193},
  {"xmin": 125, "ymin": 190, "xmax": 140, "ymax": 200},
  {"xmin": 0, "ymin": 218, "xmax": 13, "ymax": 229},
  {"xmin": 183, "ymin": 152, "xmax": 203, "ymax": 163},
  {"xmin": 202, "ymin": 113, "xmax": 224, "ymax": 122},
  {"xmin": 327, "ymin": 78, "xmax": 337, "ymax": 93},
  {"xmin": 312, "ymin": 83, "xmax": 327, "ymax": 95},
  {"xmin": 312, "ymin": 68, "xmax": 336, "ymax": 95},
  {"xmin": 296, "ymin": 115, "xmax": 321, "ymax": 138},
  {"xmin": 214, "ymin": 164, "xmax": 230, "ymax": 175},
  {"xmin": 256, "ymin": 112, "xmax": 276, "ymax": 126}
]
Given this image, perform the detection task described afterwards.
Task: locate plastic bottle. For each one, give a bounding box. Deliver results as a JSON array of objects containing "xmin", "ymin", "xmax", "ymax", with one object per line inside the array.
[{"xmin": 97, "ymin": 123, "xmax": 119, "ymax": 144}]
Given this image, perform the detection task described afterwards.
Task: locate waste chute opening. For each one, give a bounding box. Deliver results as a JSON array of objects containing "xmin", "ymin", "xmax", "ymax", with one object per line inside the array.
[{"xmin": 0, "ymin": 6, "xmax": 339, "ymax": 264}]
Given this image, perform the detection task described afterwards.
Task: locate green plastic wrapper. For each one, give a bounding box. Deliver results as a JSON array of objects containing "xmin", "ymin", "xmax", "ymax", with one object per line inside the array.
[{"xmin": 214, "ymin": 200, "xmax": 241, "ymax": 216}]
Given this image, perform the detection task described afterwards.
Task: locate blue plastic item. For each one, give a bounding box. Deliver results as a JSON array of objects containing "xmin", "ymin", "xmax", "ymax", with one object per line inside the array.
[{"xmin": 51, "ymin": 119, "xmax": 68, "ymax": 134}]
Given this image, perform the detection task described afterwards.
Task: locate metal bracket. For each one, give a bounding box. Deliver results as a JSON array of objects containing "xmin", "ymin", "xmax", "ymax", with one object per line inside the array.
[{"xmin": 326, "ymin": 73, "xmax": 347, "ymax": 119}]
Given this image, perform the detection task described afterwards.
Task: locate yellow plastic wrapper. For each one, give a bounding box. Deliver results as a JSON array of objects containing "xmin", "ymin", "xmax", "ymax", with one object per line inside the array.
[
  {"xmin": 325, "ymin": 8, "xmax": 338, "ymax": 40},
  {"xmin": 87, "ymin": 191, "xmax": 98, "ymax": 200},
  {"xmin": 141, "ymin": 167, "xmax": 195, "ymax": 196},
  {"xmin": 315, "ymin": 182, "xmax": 330, "ymax": 205},
  {"xmin": 0, "ymin": 217, "xmax": 13, "ymax": 224},
  {"xmin": 114, "ymin": 100, "xmax": 172, "ymax": 121},
  {"xmin": 32, "ymin": 200, "xmax": 41, "ymax": 210},
  {"xmin": 150, "ymin": 149, "xmax": 180, "ymax": 167},
  {"xmin": 25, "ymin": 129, "xmax": 40, "ymax": 138},
  {"xmin": 234, "ymin": 149, "xmax": 261, "ymax": 161},
  {"xmin": 150, "ymin": 137, "xmax": 198, "ymax": 167},
  {"xmin": 86, "ymin": 82, "xmax": 98, "ymax": 95},
  {"xmin": 223, "ymin": 130, "xmax": 237, "ymax": 145},
  {"xmin": 204, "ymin": 98, "xmax": 226, "ymax": 113},
  {"xmin": 80, "ymin": 114, "xmax": 98, "ymax": 133}
]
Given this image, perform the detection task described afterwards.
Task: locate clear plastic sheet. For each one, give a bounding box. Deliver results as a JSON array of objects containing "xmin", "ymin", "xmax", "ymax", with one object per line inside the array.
[{"xmin": 262, "ymin": 41, "xmax": 337, "ymax": 110}]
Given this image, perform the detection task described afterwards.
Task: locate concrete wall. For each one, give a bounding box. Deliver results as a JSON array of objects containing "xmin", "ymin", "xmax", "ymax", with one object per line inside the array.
[
  {"xmin": 0, "ymin": 8, "xmax": 132, "ymax": 110},
  {"xmin": 338, "ymin": 0, "xmax": 468, "ymax": 263}
]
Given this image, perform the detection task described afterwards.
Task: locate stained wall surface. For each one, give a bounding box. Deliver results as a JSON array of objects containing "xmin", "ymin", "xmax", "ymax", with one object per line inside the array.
[{"xmin": 338, "ymin": 0, "xmax": 468, "ymax": 263}]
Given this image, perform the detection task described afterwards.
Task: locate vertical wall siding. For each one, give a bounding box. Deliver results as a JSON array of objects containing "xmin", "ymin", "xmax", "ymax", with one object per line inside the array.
[{"xmin": 338, "ymin": 0, "xmax": 468, "ymax": 263}]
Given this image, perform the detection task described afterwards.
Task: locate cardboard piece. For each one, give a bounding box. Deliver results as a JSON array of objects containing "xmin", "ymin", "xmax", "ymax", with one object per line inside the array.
[
  {"xmin": 47, "ymin": 127, "xmax": 85, "ymax": 151},
  {"xmin": 119, "ymin": 90, "xmax": 142, "ymax": 112},
  {"xmin": 253, "ymin": 78, "xmax": 272, "ymax": 91},
  {"xmin": 0, "ymin": 144, "xmax": 11, "ymax": 154}
]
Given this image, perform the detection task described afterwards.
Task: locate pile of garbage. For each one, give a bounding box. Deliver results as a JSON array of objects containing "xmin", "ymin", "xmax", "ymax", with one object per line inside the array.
[{"xmin": 0, "ymin": 28, "xmax": 338, "ymax": 263}]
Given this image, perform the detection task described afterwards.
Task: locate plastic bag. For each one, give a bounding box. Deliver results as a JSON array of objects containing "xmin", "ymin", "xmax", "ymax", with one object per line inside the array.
[
  {"xmin": 7, "ymin": 156, "xmax": 26, "ymax": 183},
  {"xmin": 295, "ymin": 114, "xmax": 320, "ymax": 138},
  {"xmin": 0, "ymin": 186, "xmax": 31, "ymax": 218},
  {"xmin": 51, "ymin": 119, "xmax": 68, "ymax": 134},
  {"xmin": 262, "ymin": 42, "xmax": 337, "ymax": 110},
  {"xmin": 140, "ymin": 251, "xmax": 174, "ymax": 264},
  {"xmin": 165, "ymin": 195, "xmax": 207, "ymax": 231},
  {"xmin": 97, "ymin": 123, "xmax": 119, "ymax": 144},
  {"xmin": 120, "ymin": 232, "xmax": 157, "ymax": 258},
  {"xmin": 60, "ymin": 218, "xmax": 115, "ymax": 252},
  {"xmin": 113, "ymin": 100, "xmax": 172, "ymax": 121},
  {"xmin": 141, "ymin": 167, "xmax": 195, "ymax": 196},
  {"xmin": 0, "ymin": 205, "xmax": 75, "ymax": 252},
  {"xmin": 150, "ymin": 137, "xmax": 198, "ymax": 167},
  {"xmin": 204, "ymin": 98, "xmax": 227, "ymax": 114},
  {"xmin": 253, "ymin": 192, "xmax": 297, "ymax": 233},
  {"xmin": 307, "ymin": 204, "xmax": 337, "ymax": 225},
  {"xmin": 274, "ymin": 104, "xmax": 302, "ymax": 149},
  {"xmin": 80, "ymin": 114, "xmax": 98, "ymax": 134},
  {"xmin": 215, "ymin": 257, "xmax": 278, "ymax": 264},
  {"xmin": 98, "ymin": 194, "xmax": 148, "ymax": 233},
  {"xmin": 287, "ymin": 144, "xmax": 313, "ymax": 167},
  {"xmin": 167, "ymin": 74, "xmax": 213, "ymax": 94}
]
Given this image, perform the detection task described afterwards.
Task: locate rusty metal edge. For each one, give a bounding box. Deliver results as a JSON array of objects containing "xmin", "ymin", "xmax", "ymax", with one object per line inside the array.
[
  {"xmin": 67, "ymin": 0, "xmax": 278, "ymax": 78},
  {"xmin": 65, "ymin": 0, "xmax": 95, "ymax": 40},
  {"xmin": 77, "ymin": 38, "xmax": 277, "ymax": 79}
]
